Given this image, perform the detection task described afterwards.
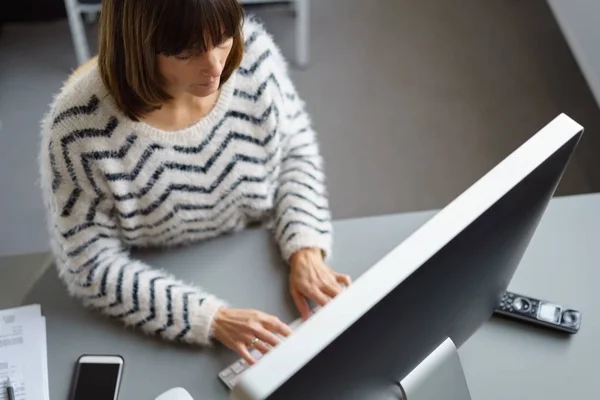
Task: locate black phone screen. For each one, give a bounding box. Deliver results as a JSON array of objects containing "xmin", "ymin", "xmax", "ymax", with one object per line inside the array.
[{"xmin": 71, "ymin": 362, "xmax": 121, "ymax": 400}]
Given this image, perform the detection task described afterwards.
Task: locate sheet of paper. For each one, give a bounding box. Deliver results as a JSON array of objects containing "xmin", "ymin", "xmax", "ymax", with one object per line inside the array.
[
  {"xmin": 0, "ymin": 305, "xmax": 48, "ymax": 400},
  {"xmin": 0, "ymin": 305, "xmax": 40, "ymax": 322},
  {"xmin": 39, "ymin": 318, "xmax": 49, "ymax": 400}
]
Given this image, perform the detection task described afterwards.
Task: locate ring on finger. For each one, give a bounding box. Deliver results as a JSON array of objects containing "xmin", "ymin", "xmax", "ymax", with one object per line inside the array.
[{"xmin": 251, "ymin": 337, "xmax": 260, "ymax": 347}]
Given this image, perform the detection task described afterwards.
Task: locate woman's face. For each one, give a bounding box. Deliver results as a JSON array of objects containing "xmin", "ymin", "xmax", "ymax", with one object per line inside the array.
[{"xmin": 157, "ymin": 37, "xmax": 234, "ymax": 98}]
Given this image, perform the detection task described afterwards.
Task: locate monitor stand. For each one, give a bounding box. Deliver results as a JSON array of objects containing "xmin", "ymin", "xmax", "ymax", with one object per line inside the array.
[{"xmin": 397, "ymin": 337, "xmax": 472, "ymax": 400}]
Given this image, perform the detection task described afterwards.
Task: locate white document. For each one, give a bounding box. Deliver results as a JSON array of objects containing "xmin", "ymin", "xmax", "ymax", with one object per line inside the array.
[{"xmin": 0, "ymin": 305, "xmax": 49, "ymax": 400}]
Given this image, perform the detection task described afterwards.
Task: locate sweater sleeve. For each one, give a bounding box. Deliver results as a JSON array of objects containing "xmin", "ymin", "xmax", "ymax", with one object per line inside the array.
[
  {"xmin": 256, "ymin": 29, "xmax": 334, "ymax": 262},
  {"xmin": 39, "ymin": 113, "xmax": 226, "ymax": 346}
]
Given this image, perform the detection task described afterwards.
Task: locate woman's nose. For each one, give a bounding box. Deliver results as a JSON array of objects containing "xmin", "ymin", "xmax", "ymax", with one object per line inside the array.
[{"xmin": 202, "ymin": 51, "xmax": 224, "ymax": 78}]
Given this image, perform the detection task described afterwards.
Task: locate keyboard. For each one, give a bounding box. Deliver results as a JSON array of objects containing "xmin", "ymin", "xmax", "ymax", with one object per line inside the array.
[{"xmin": 218, "ymin": 313, "xmax": 312, "ymax": 390}]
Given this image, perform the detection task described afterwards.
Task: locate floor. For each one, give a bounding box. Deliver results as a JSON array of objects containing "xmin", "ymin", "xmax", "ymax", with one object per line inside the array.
[{"xmin": 1, "ymin": 0, "xmax": 600, "ymax": 300}]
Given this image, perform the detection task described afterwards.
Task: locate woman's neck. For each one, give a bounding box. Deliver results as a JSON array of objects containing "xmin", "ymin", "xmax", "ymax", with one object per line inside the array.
[{"xmin": 142, "ymin": 89, "xmax": 220, "ymax": 132}]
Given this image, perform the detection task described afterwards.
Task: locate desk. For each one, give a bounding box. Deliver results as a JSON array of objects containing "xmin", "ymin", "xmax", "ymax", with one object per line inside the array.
[{"xmin": 21, "ymin": 193, "xmax": 600, "ymax": 399}]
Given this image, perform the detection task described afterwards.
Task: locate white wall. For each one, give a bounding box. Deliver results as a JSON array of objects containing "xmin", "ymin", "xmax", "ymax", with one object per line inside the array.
[{"xmin": 548, "ymin": 0, "xmax": 600, "ymax": 109}]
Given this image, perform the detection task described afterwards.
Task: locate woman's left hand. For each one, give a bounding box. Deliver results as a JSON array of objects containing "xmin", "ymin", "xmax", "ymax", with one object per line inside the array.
[{"xmin": 289, "ymin": 248, "xmax": 352, "ymax": 320}]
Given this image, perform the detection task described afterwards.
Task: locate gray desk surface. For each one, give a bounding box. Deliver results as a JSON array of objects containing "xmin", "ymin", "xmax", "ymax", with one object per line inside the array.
[{"xmin": 20, "ymin": 193, "xmax": 600, "ymax": 400}]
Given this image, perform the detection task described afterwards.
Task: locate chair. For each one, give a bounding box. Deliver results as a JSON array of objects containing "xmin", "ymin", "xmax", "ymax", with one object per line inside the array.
[{"xmin": 64, "ymin": 0, "xmax": 311, "ymax": 68}]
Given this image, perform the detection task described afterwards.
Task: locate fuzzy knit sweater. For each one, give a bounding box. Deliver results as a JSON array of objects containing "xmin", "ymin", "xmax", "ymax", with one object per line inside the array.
[{"xmin": 38, "ymin": 18, "xmax": 332, "ymax": 346}]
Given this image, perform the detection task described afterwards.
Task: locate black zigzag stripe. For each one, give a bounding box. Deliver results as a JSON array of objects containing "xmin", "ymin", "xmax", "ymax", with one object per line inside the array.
[
  {"xmin": 68, "ymin": 247, "xmax": 111, "ymax": 274},
  {"xmin": 163, "ymin": 213, "xmax": 240, "ymax": 243},
  {"xmin": 126, "ymin": 225, "xmax": 174, "ymax": 242},
  {"xmin": 85, "ymin": 195, "xmax": 106, "ymax": 222},
  {"xmin": 279, "ymin": 167, "xmax": 325, "ymax": 184},
  {"xmin": 81, "ymin": 133, "xmax": 138, "ymax": 191},
  {"xmin": 285, "ymin": 142, "xmax": 318, "ymax": 157},
  {"xmin": 275, "ymin": 206, "xmax": 329, "ymax": 234},
  {"xmin": 135, "ymin": 276, "xmax": 166, "ymax": 328},
  {"xmin": 120, "ymin": 192, "xmax": 270, "ymax": 234},
  {"xmin": 97, "ymin": 266, "xmax": 110, "ymax": 298},
  {"xmin": 104, "ymin": 143, "xmax": 163, "ymax": 181},
  {"xmin": 112, "ymin": 269, "xmax": 143, "ymax": 319},
  {"xmin": 278, "ymin": 179, "xmax": 324, "ymax": 197},
  {"xmin": 173, "ymin": 105, "xmax": 279, "ymax": 154},
  {"xmin": 66, "ymin": 233, "xmax": 117, "ymax": 258},
  {"xmin": 173, "ymin": 109, "xmax": 231, "ymax": 154},
  {"xmin": 86, "ymin": 265, "xmax": 112, "ymax": 299},
  {"xmin": 231, "ymin": 106, "xmax": 278, "ymax": 129},
  {"xmin": 275, "ymin": 192, "xmax": 328, "ymax": 211},
  {"xmin": 281, "ymin": 127, "xmax": 311, "ymax": 145},
  {"xmin": 62, "ymin": 222, "xmax": 117, "ymax": 239},
  {"xmin": 287, "ymin": 110, "xmax": 305, "ymax": 120},
  {"xmin": 52, "ymin": 95, "xmax": 100, "ymax": 126},
  {"xmin": 81, "ymin": 156, "xmax": 102, "ymax": 197},
  {"xmin": 281, "ymin": 155, "xmax": 321, "ymax": 171},
  {"xmin": 116, "ymin": 151, "xmax": 278, "ymax": 218},
  {"xmin": 60, "ymin": 117, "xmax": 119, "ymax": 216},
  {"xmin": 81, "ymin": 153, "xmax": 106, "ymax": 220},
  {"xmin": 114, "ymin": 161, "xmax": 279, "ymax": 234},
  {"xmin": 81, "ymin": 134, "xmax": 139, "ymax": 220},
  {"xmin": 108, "ymin": 129, "xmax": 274, "ymax": 189},
  {"xmin": 295, "ymin": 126, "xmax": 310, "ymax": 136},
  {"xmin": 80, "ymin": 260, "xmax": 104, "ymax": 288},
  {"xmin": 278, "ymin": 220, "xmax": 330, "ymax": 242},
  {"xmin": 234, "ymin": 73, "xmax": 279, "ymax": 102},
  {"xmin": 244, "ymin": 31, "xmax": 259, "ymax": 48},
  {"xmin": 49, "ymin": 141, "xmax": 62, "ymax": 192},
  {"xmin": 175, "ymin": 293, "xmax": 202, "ymax": 340},
  {"xmin": 234, "ymin": 73, "xmax": 298, "ymax": 102},
  {"xmin": 238, "ymin": 49, "xmax": 272, "ymax": 76},
  {"xmin": 106, "ymin": 263, "xmax": 128, "ymax": 306},
  {"xmin": 85, "ymin": 133, "xmax": 138, "ymax": 161},
  {"xmin": 124, "ymin": 204, "xmax": 251, "ymax": 242},
  {"xmin": 111, "ymin": 164, "xmax": 156, "ymax": 200},
  {"xmin": 61, "ymin": 116, "xmax": 120, "ymax": 184},
  {"xmin": 155, "ymin": 284, "xmax": 181, "ymax": 335},
  {"xmin": 61, "ymin": 188, "xmax": 82, "ymax": 217},
  {"xmin": 282, "ymin": 221, "xmax": 331, "ymax": 243}
]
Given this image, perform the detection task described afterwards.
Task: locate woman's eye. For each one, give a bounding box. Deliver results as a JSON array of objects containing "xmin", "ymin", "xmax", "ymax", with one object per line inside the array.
[{"xmin": 174, "ymin": 52, "xmax": 193, "ymax": 60}]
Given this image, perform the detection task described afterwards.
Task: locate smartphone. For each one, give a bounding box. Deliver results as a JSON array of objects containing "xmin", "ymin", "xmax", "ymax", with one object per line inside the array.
[{"xmin": 69, "ymin": 355, "xmax": 124, "ymax": 400}]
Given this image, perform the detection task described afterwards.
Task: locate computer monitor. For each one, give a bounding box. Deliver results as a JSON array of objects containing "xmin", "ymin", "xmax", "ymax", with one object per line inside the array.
[{"xmin": 231, "ymin": 113, "xmax": 583, "ymax": 400}]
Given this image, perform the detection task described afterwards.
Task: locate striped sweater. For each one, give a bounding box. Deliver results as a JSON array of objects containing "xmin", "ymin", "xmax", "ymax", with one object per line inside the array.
[{"xmin": 38, "ymin": 18, "xmax": 332, "ymax": 346}]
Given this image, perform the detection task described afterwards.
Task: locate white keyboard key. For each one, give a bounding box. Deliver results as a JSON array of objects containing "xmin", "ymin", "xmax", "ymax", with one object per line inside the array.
[
  {"xmin": 250, "ymin": 348, "xmax": 263, "ymax": 361},
  {"xmin": 219, "ymin": 368, "xmax": 233, "ymax": 379},
  {"xmin": 231, "ymin": 361, "xmax": 245, "ymax": 374}
]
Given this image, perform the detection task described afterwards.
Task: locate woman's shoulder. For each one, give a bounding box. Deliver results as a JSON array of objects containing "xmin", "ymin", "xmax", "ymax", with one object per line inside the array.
[
  {"xmin": 240, "ymin": 16, "xmax": 290, "ymax": 77},
  {"xmin": 41, "ymin": 58, "xmax": 114, "ymax": 140}
]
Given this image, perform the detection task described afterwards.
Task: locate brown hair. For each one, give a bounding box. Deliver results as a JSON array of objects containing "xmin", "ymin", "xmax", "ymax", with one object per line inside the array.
[{"xmin": 98, "ymin": 0, "xmax": 245, "ymax": 121}]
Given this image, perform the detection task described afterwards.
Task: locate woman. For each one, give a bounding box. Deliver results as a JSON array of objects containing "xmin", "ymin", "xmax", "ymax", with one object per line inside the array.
[{"xmin": 39, "ymin": 0, "xmax": 350, "ymax": 364}]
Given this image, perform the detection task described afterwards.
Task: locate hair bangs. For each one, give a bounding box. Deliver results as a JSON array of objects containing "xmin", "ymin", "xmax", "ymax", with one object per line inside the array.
[
  {"xmin": 99, "ymin": 0, "xmax": 246, "ymax": 120},
  {"xmin": 154, "ymin": 0, "xmax": 244, "ymax": 57}
]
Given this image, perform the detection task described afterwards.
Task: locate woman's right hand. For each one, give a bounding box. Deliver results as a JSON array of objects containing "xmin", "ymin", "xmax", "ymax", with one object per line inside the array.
[{"xmin": 212, "ymin": 308, "xmax": 293, "ymax": 365}]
